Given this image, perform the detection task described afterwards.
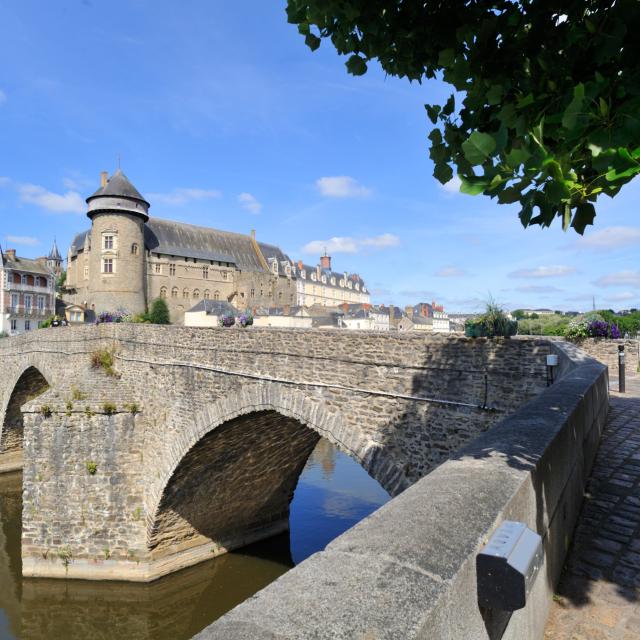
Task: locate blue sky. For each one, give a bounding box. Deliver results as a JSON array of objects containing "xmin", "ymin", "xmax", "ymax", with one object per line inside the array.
[{"xmin": 0, "ymin": 1, "xmax": 638, "ymax": 313}]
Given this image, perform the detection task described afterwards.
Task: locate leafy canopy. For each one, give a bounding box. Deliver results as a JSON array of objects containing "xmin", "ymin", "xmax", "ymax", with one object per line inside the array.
[
  {"xmin": 286, "ymin": 0, "xmax": 640, "ymax": 233},
  {"xmin": 148, "ymin": 298, "xmax": 171, "ymax": 325}
]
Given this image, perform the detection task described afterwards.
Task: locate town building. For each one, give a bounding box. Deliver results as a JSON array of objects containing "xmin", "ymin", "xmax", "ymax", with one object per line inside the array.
[
  {"xmin": 0, "ymin": 245, "xmax": 58, "ymax": 336},
  {"xmin": 183, "ymin": 299, "xmax": 239, "ymax": 328},
  {"xmin": 64, "ymin": 170, "xmax": 297, "ymax": 323},
  {"xmin": 292, "ymin": 253, "xmax": 370, "ymax": 308},
  {"xmin": 252, "ymin": 305, "xmax": 312, "ymax": 329}
]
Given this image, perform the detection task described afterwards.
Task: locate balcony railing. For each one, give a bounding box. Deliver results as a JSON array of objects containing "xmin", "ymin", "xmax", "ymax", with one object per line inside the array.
[
  {"xmin": 5, "ymin": 282, "xmax": 53, "ymax": 294},
  {"xmin": 4, "ymin": 306, "xmax": 52, "ymax": 318}
]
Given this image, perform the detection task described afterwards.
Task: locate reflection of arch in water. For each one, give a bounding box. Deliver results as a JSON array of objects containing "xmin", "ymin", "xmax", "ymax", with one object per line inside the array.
[
  {"xmin": 145, "ymin": 384, "xmax": 400, "ymax": 577},
  {"xmin": 0, "ymin": 366, "xmax": 50, "ymax": 457}
]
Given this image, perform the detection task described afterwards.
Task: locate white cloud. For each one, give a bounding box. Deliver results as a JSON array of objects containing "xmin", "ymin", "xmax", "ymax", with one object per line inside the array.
[
  {"xmin": 439, "ymin": 176, "xmax": 461, "ymax": 195},
  {"xmin": 0, "ymin": 89, "xmax": 6, "ymax": 105},
  {"xmin": 575, "ymin": 226, "xmax": 640, "ymax": 251},
  {"xmin": 592, "ymin": 270, "xmax": 640, "ymax": 288},
  {"xmin": 302, "ymin": 233, "xmax": 399, "ymax": 255},
  {"xmin": 605, "ymin": 291, "xmax": 638, "ymax": 302},
  {"xmin": 238, "ymin": 192, "xmax": 262, "ymax": 214},
  {"xmin": 6, "ymin": 235, "xmax": 40, "ymax": 247},
  {"xmin": 435, "ymin": 265, "xmax": 465, "ymax": 277},
  {"xmin": 515, "ymin": 285, "xmax": 564, "ymax": 293},
  {"xmin": 508, "ymin": 265, "xmax": 576, "ymax": 279},
  {"xmin": 315, "ymin": 176, "xmax": 371, "ymax": 198},
  {"xmin": 18, "ymin": 183, "xmax": 85, "ymax": 214},
  {"xmin": 147, "ymin": 188, "xmax": 221, "ymax": 206},
  {"xmin": 62, "ymin": 175, "xmax": 95, "ymax": 191}
]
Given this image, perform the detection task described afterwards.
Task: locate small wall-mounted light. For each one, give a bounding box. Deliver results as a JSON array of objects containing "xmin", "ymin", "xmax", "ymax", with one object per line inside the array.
[
  {"xmin": 546, "ymin": 354, "xmax": 559, "ymax": 386},
  {"xmin": 477, "ymin": 521, "xmax": 543, "ymax": 611}
]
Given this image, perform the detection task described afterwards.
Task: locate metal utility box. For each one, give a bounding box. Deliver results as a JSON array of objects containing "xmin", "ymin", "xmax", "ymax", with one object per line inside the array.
[{"xmin": 476, "ymin": 521, "xmax": 543, "ymax": 611}]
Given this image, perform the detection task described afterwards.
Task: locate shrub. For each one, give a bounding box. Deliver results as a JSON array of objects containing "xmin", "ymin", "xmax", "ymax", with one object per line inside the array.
[
  {"xmin": 465, "ymin": 300, "xmax": 517, "ymax": 338},
  {"xmin": 95, "ymin": 308, "xmax": 130, "ymax": 324},
  {"xmin": 239, "ymin": 313, "xmax": 253, "ymax": 328},
  {"xmin": 101, "ymin": 402, "xmax": 117, "ymax": 415},
  {"xmin": 148, "ymin": 298, "xmax": 170, "ymax": 325},
  {"xmin": 219, "ymin": 314, "xmax": 235, "ymax": 328},
  {"xmin": 90, "ymin": 349, "xmax": 118, "ymax": 377}
]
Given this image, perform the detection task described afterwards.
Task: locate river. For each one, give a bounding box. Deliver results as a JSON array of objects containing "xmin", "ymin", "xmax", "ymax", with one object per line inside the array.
[{"xmin": 0, "ymin": 438, "xmax": 389, "ymax": 640}]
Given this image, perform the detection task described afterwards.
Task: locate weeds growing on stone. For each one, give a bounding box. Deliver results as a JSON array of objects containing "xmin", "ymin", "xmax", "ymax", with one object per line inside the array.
[
  {"xmin": 124, "ymin": 402, "xmax": 139, "ymax": 415},
  {"xmin": 85, "ymin": 461, "xmax": 98, "ymax": 475},
  {"xmin": 71, "ymin": 386, "xmax": 87, "ymax": 401},
  {"xmin": 40, "ymin": 405, "xmax": 52, "ymax": 418},
  {"xmin": 90, "ymin": 349, "xmax": 118, "ymax": 377},
  {"xmin": 102, "ymin": 402, "xmax": 117, "ymax": 415}
]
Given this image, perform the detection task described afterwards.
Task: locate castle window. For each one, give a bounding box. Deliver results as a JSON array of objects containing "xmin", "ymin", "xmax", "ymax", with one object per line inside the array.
[
  {"xmin": 202, "ymin": 266, "xmax": 209, "ymax": 279},
  {"xmin": 169, "ymin": 263, "xmax": 176, "ymax": 276},
  {"xmin": 183, "ymin": 289, "xmax": 189, "ymax": 299},
  {"xmin": 222, "ymin": 271, "xmax": 228, "ymax": 280},
  {"xmin": 171, "ymin": 287, "xmax": 178, "ymax": 298},
  {"xmin": 204, "ymin": 290, "xmax": 210, "ymax": 299},
  {"xmin": 160, "ymin": 286, "xmax": 167, "ymax": 299},
  {"xmin": 103, "ymin": 235, "xmax": 114, "ymax": 250},
  {"xmin": 250, "ymin": 288, "xmax": 255, "ymax": 297},
  {"xmin": 131, "ymin": 243, "xmax": 139, "ymax": 255},
  {"xmin": 193, "ymin": 289, "xmax": 200, "ymax": 299},
  {"xmin": 214, "ymin": 291, "xmax": 220, "ymax": 300},
  {"xmin": 84, "ymin": 265, "xmax": 89, "ymax": 279},
  {"xmin": 155, "ymin": 263, "xmax": 162, "ymax": 274},
  {"xmin": 21, "ymin": 274, "xmax": 27, "ymax": 285},
  {"xmin": 278, "ymin": 291, "xmax": 283, "ymax": 301},
  {"xmin": 102, "ymin": 258, "xmax": 114, "ymax": 274}
]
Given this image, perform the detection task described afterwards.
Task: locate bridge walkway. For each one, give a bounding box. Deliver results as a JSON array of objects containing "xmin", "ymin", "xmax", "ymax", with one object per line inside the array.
[{"xmin": 544, "ymin": 375, "xmax": 640, "ymax": 639}]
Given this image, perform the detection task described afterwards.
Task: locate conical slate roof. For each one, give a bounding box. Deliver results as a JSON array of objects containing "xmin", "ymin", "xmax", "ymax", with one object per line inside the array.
[
  {"xmin": 87, "ymin": 169, "xmax": 148, "ymax": 204},
  {"xmin": 48, "ymin": 238, "xmax": 62, "ymax": 261}
]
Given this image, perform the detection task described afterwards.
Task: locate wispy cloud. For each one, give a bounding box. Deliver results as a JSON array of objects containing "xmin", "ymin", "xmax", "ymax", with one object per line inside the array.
[
  {"xmin": 147, "ymin": 188, "xmax": 221, "ymax": 206},
  {"xmin": 399, "ymin": 289, "xmax": 438, "ymax": 298},
  {"xmin": 575, "ymin": 226, "xmax": 640, "ymax": 251},
  {"xmin": 315, "ymin": 176, "xmax": 371, "ymax": 198},
  {"xmin": 435, "ymin": 265, "xmax": 465, "ymax": 277},
  {"xmin": 302, "ymin": 233, "xmax": 399, "ymax": 255},
  {"xmin": 63, "ymin": 175, "xmax": 95, "ymax": 191},
  {"xmin": 439, "ymin": 176, "xmax": 461, "ymax": 195},
  {"xmin": 605, "ymin": 291, "xmax": 638, "ymax": 302},
  {"xmin": 0, "ymin": 89, "xmax": 6, "ymax": 106},
  {"xmin": 5, "ymin": 235, "xmax": 40, "ymax": 247},
  {"xmin": 18, "ymin": 183, "xmax": 85, "ymax": 214},
  {"xmin": 515, "ymin": 285, "xmax": 564, "ymax": 293},
  {"xmin": 238, "ymin": 192, "xmax": 262, "ymax": 214},
  {"xmin": 508, "ymin": 265, "xmax": 576, "ymax": 279},
  {"xmin": 592, "ymin": 270, "xmax": 640, "ymax": 288}
]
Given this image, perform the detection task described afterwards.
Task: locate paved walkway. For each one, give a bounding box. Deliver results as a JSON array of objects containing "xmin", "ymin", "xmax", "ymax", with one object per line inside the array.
[{"xmin": 544, "ymin": 376, "xmax": 640, "ymax": 639}]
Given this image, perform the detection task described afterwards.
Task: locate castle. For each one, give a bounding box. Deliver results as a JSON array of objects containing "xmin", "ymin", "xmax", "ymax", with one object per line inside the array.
[{"xmin": 64, "ymin": 170, "xmax": 369, "ymax": 323}]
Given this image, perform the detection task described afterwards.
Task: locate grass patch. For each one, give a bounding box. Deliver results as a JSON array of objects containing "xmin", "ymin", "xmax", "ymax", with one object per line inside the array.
[{"xmin": 90, "ymin": 349, "xmax": 119, "ymax": 377}]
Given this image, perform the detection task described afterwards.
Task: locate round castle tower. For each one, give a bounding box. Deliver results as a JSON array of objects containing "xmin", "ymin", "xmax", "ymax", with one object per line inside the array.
[{"xmin": 86, "ymin": 169, "xmax": 149, "ymax": 316}]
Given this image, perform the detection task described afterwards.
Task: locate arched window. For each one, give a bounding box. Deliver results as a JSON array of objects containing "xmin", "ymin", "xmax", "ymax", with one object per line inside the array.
[
  {"xmin": 193, "ymin": 289, "xmax": 200, "ymax": 300},
  {"xmin": 160, "ymin": 286, "xmax": 167, "ymax": 299},
  {"xmin": 171, "ymin": 287, "xmax": 178, "ymax": 298},
  {"xmin": 214, "ymin": 291, "xmax": 220, "ymax": 301},
  {"xmin": 183, "ymin": 289, "xmax": 189, "ymax": 299},
  {"xmin": 204, "ymin": 290, "xmax": 210, "ymax": 299},
  {"xmin": 131, "ymin": 243, "xmax": 139, "ymax": 255}
]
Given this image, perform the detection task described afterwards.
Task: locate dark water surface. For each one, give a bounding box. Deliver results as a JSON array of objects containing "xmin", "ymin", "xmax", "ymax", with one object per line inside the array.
[{"xmin": 0, "ymin": 439, "xmax": 389, "ymax": 640}]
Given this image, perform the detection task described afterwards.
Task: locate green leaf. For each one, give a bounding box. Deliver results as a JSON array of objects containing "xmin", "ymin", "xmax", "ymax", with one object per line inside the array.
[
  {"xmin": 425, "ymin": 104, "xmax": 441, "ymax": 124},
  {"xmin": 442, "ymin": 94, "xmax": 455, "ymax": 116},
  {"xmin": 461, "ymin": 131, "xmax": 496, "ymax": 165},
  {"xmin": 486, "ymin": 84, "xmax": 503, "ymax": 105},
  {"xmin": 305, "ymin": 33, "xmax": 321, "ymax": 51},
  {"xmin": 571, "ymin": 203, "xmax": 596, "ymax": 234},
  {"xmin": 459, "ymin": 175, "xmax": 488, "ymax": 195},
  {"xmin": 433, "ymin": 163, "xmax": 454, "ymax": 185},
  {"xmin": 438, "ymin": 49, "xmax": 455, "ymax": 67},
  {"xmin": 497, "ymin": 187, "xmax": 521, "ymax": 204},
  {"xmin": 428, "ymin": 128, "xmax": 443, "ymax": 145},
  {"xmin": 543, "ymin": 158, "xmax": 564, "ymax": 181},
  {"xmin": 562, "ymin": 83, "xmax": 585, "ymax": 130},
  {"xmin": 599, "ymin": 97, "xmax": 609, "ymax": 118},
  {"xmin": 346, "ymin": 55, "xmax": 367, "ymax": 76},
  {"xmin": 506, "ymin": 147, "xmax": 531, "ymax": 167}
]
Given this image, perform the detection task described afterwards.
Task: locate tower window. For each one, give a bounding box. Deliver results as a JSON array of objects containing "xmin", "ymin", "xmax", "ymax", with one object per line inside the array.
[
  {"xmin": 202, "ymin": 266, "xmax": 209, "ymax": 279},
  {"xmin": 84, "ymin": 265, "xmax": 89, "ymax": 279},
  {"xmin": 155, "ymin": 263, "xmax": 162, "ymax": 274},
  {"xmin": 171, "ymin": 287, "xmax": 178, "ymax": 298},
  {"xmin": 214, "ymin": 291, "xmax": 220, "ymax": 300},
  {"xmin": 193, "ymin": 289, "xmax": 200, "ymax": 300},
  {"xmin": 183, "ymin": 289, "xmax": 189, "ymax": 299},
  {"xmin": 131, "ymin": 243, "xmax": 139, "ymax": 255},
  {"xmin": 160, "ymin": 286, "xmax": 167, "ymax": 299},
  {"xmin": 222, "ymin": 271, "xmax": 228, "ymax": 280},
  {"xmin": 169, "ymin": 263, "xmax": 176, "ymax": 276},
  {"xmin": 102, "ymin": 258, "xmax": 114, "ymax": 273},
  {"xmin": 103, "ymin": 235, "xmax": 114, "ymax": 250},
  {"xmin": 204, "ymin": 290, "xmax": 210, "ymax": 299}
]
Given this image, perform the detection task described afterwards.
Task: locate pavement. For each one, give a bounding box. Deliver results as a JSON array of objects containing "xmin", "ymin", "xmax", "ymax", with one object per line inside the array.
[{"xmin": 544, "ymin": 375, "xmax": 640, "ymax": 639}]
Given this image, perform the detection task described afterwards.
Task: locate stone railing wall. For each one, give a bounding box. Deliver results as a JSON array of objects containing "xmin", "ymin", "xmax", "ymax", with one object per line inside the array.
[
  {"xmin": 195, "ymin": 340, "xmax": 608, "ymax": 640},
  {"xmin": 569, "ymin": 337, "xmax": 639, "ymax": 377}
]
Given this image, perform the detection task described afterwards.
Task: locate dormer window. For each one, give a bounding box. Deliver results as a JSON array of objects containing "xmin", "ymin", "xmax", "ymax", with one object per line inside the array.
[
  {"xmin": 347, "ymin": 281, "xmax": 352, "ymax": 289},
  {"xmin": 331, "ymin": 277, "xmax": 336, "ymax": 285},
  {"xmin": 301, "ymin": 270, "xmax": 306, "ymax": 279},
  {"xmin": 355, "ymin": 283, "xmax": 360, "ymax": 291},
  {"xmin": 311, "ymin": 273, "xmax": 316, "ymax": 281},
  {"xmin": 272, "ymin": 260, "xmax": 279, "ymax": 275},
  {"xmin": 321, "ymin": 275, "xmax": 327, "ymax": 283}
]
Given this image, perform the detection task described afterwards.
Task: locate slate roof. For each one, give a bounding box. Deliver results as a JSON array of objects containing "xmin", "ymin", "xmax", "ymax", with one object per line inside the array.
[
  {"xmin": 1, "ymin": 253, "xmax": 53, "ymax": 276},
  {"xmin": 187, "ymin": 299, "xmax": 238, "ymax": 316},
  {"xmin": 253, "ymin": 305, "xmax": 305, "ymax": 317},
  {"xmin": 48, "ymin": 239, "xmax": 62, "ymax": 261},
  {"xmin": 296, "ymin": 263, "xmax": 368, "ymax": 293},
  {"xmin": 87, "ymin": 169, "xmax": 149, "ymax": 204}
]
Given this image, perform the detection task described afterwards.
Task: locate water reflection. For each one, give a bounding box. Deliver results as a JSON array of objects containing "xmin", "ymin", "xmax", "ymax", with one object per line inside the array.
[{"xmin": 0, "ymin": 438, "xmax": 389, "ymax": 640}]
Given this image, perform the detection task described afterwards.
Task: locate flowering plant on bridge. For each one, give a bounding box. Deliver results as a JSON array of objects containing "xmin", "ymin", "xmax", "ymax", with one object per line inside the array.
[
  {"xmin": 587, "ymin": 320, "xmax": 621, "ymax": 339},
  {"xmin": 219, "ymin": 314, "xmax": 235, "ymax": 328},
  {"xmin": 95, "ymin": 308, "xmax": 130, "ymax": 324},
  {"xmin": 238, "ymin": 313, "xmax": 253, "ymax": 328}
]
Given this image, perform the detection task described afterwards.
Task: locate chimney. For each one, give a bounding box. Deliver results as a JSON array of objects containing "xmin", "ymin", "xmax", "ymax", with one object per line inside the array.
[
  {"xmin": 251, "ymin": 229, "xmax": 256, "ymax": 240},
  {"xmin": 6, "ymin": 249, "xmax": 16, "ymax": 261},
  {"xmin": 320, "ymin": 252, "xmax": 331, "ymax": 270},
  {"xmin": 298, "ymin": 259, "xmax": 303, "ymax": 270},
  {"xmin": 100, "ymin": 171, "xmax": 108, "ymax": 187}
]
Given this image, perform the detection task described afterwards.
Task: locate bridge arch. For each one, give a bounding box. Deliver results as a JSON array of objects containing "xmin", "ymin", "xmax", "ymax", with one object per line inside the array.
[
  {"xmin": 0, "ymin": 363, "xmax": 51, "ymax": 455},
  {"xmin": 145, "ymin": 383, "xmax": 402, "ymax": 570}
]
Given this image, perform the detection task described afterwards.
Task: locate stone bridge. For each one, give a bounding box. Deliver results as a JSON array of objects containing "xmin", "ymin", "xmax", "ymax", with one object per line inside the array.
[{"xmin": 0, "ymin": 324, "xmax": 551, "ymax": 582}]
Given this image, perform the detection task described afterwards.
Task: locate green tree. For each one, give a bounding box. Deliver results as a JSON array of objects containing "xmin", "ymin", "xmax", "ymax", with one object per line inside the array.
[
  {"xmin": 287, "ymin": 1, "xmax": 640, "ymax": 233},
  {"xmin": 148, "ymin": 298, "xmax": 170, "ymax": 325},
  {"xmin": 512, "ymin": 309, "xmax": 526, "ymax": 320},
  {"xmin": 56, "ymin": 270, "xmax": 67, "ymax": 289}
]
